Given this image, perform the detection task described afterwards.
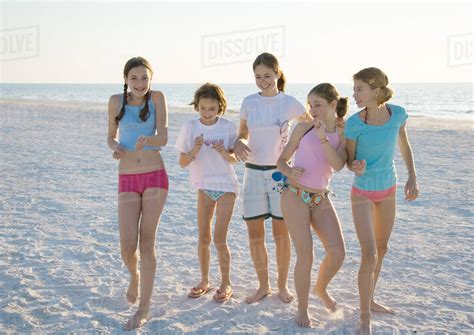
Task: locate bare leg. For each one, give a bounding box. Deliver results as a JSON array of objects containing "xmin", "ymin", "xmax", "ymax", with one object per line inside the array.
[
  {"xmin": 124, "ymin": 187, "xmax": 167, "ymax": 331},
  {"xmin": 352, "ymin": 194, "xmax": 377, "ymax": 333},
  {"xmin": 281, "ymin": 189, "xmax": 312, "ymax": 327},
  {"xmin": 213, "ymin": 192, "xmax": 236, "ymax": 298},
  {"xmin": 310, "ymin": 198, "xmax": 345, "ymax": 312},
  {"xmin": 371, "ymin": 194, "xmax": 396, "ymax": 314},
  {"xmin": 190, "ymin": 190, "xmax": 216, "ymax": 293},
  {"xmin": 272, "ymin": 217, "xmax": 293, "ymax": 303},
  {"xmin": 118, "ymin": 192, "xmax": 142, "ymax": 305},
  {"xmin": 245, "ymin": 218, "xmax": 271, "ymax": 304}
]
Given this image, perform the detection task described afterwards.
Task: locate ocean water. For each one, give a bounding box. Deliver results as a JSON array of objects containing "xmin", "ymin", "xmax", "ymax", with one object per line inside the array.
[{"xmin": 0, "ymin": 83, "xmax": 472, "ymax": 120}]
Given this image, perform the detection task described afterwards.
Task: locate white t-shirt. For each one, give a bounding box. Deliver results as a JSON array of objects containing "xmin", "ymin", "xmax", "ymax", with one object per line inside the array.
[
  {"xmin": 175, "ymin": 117, "xmax": 239, "ymax": 194},
  {"xmin": 240, "ymin": 92, "xmax": 306, "ymax": 165}
]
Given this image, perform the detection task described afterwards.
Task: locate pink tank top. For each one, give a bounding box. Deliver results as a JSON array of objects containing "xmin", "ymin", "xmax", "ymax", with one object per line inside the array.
[{"xmin": 293, "ymin": 127, "xmax": 340, "ymax": 190}]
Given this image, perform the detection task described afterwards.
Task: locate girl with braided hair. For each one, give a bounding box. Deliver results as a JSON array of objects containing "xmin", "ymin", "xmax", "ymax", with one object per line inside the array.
[{"xmin": 107, "ymin": 56, "xmax": 169, "ymax": 330}]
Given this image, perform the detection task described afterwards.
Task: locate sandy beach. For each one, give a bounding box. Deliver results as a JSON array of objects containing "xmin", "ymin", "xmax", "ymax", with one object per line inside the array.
[{"xmin": 0, "ymin": 99, "xmax": 472, "ymax": 334}]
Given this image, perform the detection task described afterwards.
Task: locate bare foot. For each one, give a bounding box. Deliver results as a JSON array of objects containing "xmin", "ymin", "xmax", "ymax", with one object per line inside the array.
[
  {"xmin": 278, "ymin": 286, "xmax": 294, "ymax": 304},
  {"xmin": 126, "ymin": 273, "xmax": 139, "ymax": 304},
  {"xmin": 357, "ymin": 313, "xmax": 372, "ymax": 335},
  {"xmin": 123, "ymin": 308, "xmax": 149, "ymax": 331},
  {"xmin": 314, "ymin": 286, "xmax": 337, "ymax": 311},
  {"xmin": 371, "ymin": 301, "xmax": 396, "ymax": 314},
  {"xmin": 245, "ymin": 287, "xmax": 271, "ymax": 304},
  {"xmin": 295, "ymin": 310, "xmax": 312, "ymax": 328}
]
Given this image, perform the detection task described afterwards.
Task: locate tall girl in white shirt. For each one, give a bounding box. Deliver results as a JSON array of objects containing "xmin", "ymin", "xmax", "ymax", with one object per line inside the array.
[
  {"xmin": 234, "ymin": 53, "xmax": 307, "ymax": 304},
  {"xmin": 175, "ymin": 83, "xmax": 238, "ymax": 303}
]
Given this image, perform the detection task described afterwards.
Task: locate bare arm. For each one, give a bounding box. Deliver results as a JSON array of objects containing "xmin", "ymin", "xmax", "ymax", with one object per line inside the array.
[
  {"xmin": 315, "ymin": 120, "xmax": 347, "ymax": 171},
  {"xmin": 179, "ymin": 135, "xmax": 203, "ymax": 168},
  {"xmin": 144, "ymin": 91, "xmax": 168, "ymax": 147},
  {"xmin": 345, "ymin": 138, "xmax": 366, "ymax": 176},
  {"xmin": 213, "ymin": 145, "xmax": 237, "ymax": 164},
  {"xmin": 398, "ymin": 123, "xmax": 419, "ymax": 200},
  {"xmin": 234, "ymin": 119, "xmax": 251, "ymax": 161},
  {"xmin": 276, "ymin": 123, "xmax": 307, "ymax": 180},
  {"xmin": 107, "ymin": 95, "xmax": 121, "ymax": 150}
]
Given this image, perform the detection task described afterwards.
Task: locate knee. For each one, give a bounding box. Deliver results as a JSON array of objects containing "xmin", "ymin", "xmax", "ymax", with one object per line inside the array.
[
  {"xmin": 273, "ymin": 230, "xmax": 290, "ymax": 244},
  {"xmin": 213, "ymin": 236, "xmax": 228, "ymax": 252},
  {"xmin": 121, "ymin": 240, "xmax": 137, "ymax": 263},
  {"xmin": 377, "ymin": 244, "xmax": 388, "ymax": 258},
  {"xmin": 139, "ymin": 237, "xmax": 156, "ymax": 259},
  {"xmin": 199, "ymin": 234, "xmax": 212, "ymax": 249},
  {"xmin": 360, "ymin": 249, "xmax": 378, "ymax": 270},
  {"xmin": 295, "ymin": 249, "xmax": 313, "ymax": 267}
]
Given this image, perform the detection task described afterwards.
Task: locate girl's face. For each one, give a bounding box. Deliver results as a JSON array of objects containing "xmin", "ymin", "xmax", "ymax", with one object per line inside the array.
[
  {"xmin": 197, "ymin": 97, "xmax": 220, "ymax": 125},
  {"xmin": 307, "ymin": 93, "xmax": 336, "ymax": 122},
  {"xmin": 254, "ymin": 64, "xmax": 279, "ymax": 94},
  {"xmin": 125, "ymin": 66, "xmax": 152, "ymax": 98},
  {"xmin": 353, "ymin": 79, "xmax": 378, "ymax": 108}
]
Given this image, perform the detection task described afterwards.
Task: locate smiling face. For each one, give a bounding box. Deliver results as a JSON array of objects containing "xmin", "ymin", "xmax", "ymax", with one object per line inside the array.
[
  {"xmin": 254, "ymin": 64, "xmax": 280, "ymax": 95},
  {"xmin": 125, "ymin": 66, "xmax": 152, "ymax": 98},
  {"xmin": 307, "ymin": 93, "xmax": 336, "ymax": 122},
  {"xmin": 353, "ymin": 79, "xmax": 379, "ymax": 108},
  {"xmin": 197, "ymin": 97, "xmax": 220, "ymax": 125}
]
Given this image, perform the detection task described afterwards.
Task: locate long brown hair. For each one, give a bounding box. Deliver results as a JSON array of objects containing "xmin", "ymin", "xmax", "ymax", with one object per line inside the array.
[
  {"xmin": 115, "ymin": 57, "xmax": 154, "ymax": 124},
  {"xmin": 252, "ymin": 52, "xmax": 286, "ymax": 92}
]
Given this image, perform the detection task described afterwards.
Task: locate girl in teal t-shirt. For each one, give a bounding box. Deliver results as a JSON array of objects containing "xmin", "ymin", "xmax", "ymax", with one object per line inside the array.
[{"xmin": 345, "ymin": 67, "xmax": 419, "ymax": 333}]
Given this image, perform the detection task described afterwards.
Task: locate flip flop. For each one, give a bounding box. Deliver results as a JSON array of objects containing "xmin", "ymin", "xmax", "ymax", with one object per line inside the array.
[
  {"xmin": 213, "ymin": 288, "xmax": 233, "ymax": 303},
  {"xmin": 188, "ymin": 286, "xmax": 213, "ymax": 298}
]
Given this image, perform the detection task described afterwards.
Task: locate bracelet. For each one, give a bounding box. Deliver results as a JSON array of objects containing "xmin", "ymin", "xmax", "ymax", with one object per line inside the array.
[{"xmin": 320, "ymin": 137, "xmax": 329, "ymax": 144}]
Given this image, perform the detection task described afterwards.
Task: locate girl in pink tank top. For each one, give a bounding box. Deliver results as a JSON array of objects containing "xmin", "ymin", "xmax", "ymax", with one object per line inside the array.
[{"xmin": 277, "ymin": 83, "xmax": 348, "ymax": 328}]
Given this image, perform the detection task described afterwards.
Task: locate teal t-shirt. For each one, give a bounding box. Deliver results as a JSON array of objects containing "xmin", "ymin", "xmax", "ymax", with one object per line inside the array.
[{"xmin": 344, "ymin": 104, "xmax": 408, "ymax": 191}]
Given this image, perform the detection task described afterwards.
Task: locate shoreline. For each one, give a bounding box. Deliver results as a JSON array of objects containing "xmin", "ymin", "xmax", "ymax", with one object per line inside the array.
[{"xmin": 0, "ymin": 98, "xmax": 472, "ymax": 126}]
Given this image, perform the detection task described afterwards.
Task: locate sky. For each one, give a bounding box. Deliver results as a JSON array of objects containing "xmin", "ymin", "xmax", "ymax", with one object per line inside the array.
[{"xmin": 0, "ymin": 1, "xmax": 472, "ymax": 83}]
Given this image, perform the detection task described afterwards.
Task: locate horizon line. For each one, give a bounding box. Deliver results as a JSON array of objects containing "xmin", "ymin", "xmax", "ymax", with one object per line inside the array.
[{"xmin": 1, "ymin": 82, "xmax": 473, "ymax": 85}]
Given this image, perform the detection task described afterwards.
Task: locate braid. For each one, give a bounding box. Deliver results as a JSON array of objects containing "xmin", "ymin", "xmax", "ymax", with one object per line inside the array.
[
  {"xmin": 139, "ymin": 90, "xmax": 151, "ymax": 122},
  {"xmin": 115, "ymin": 83, "xmax": 128, "ymax": 124}
]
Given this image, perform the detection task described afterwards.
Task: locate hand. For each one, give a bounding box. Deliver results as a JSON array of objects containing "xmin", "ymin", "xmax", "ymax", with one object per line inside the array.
[
  {"xmin": 234, "ymin": 139, "xmax": 251, "ymax": 162},
  {"xmin": 336, "ymin": 117, "xmax": 346, "ymax": 128},
  {"xmin": 289, "ymin": 166, "xmax": 304, "ymax": 181},
  {"xmin": 192, "ymin": 134, "xmax": 204, "ymax": 154},
  {"xmin": 313, "ymin": 118, "xmax": 326, "ymax": 138},
  {"xmin": 112, "ymin": 144, "xmax": 124, "ymax": 160},
  {"xmin": 352, "ymin": 160, "xmax": 366, "ymax": 176},
  {"xmin": 212, "ymin": 142, "xmax": 226, "ymax": 155},
  {"xmin": 135, "ymin": 136, "xmax": 147, "ymax": 151},
  {"xmin": 405, "ymin": 175, "xmax": 419, "ymax": 201}
]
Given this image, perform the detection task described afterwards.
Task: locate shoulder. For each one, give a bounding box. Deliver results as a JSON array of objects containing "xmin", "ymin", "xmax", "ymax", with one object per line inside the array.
[
  {"xmin": 219, "ymin": 117, "xmax": 236, "ymax": 126},
  {"xmin": 150, "ymin": 90, "xmax": 166, "ymax": 104},
  {"xmin": 242, "ymin": 93, "xmax": 260, "ymax": 104},
  {"xmin": 108, "ymin": 94, "xmax": 122, "ymax": 106},
  {"xmin": 387, "ymin": 103, "xmax": 408, "ymax": 123},
  {"xmin": 292, "ymin": 121, "xmax": 313, "ymax": 137},
  {"xmin": 344, "ymin": 111, "xmax": 363, "ymax": 138},
  {"xmin": 388, "ymin": 103, "xmax": 407, "ymax": 115},
  {"xmin": 346, "ymin": 111, "xmax": 362, "ymax": 126}
]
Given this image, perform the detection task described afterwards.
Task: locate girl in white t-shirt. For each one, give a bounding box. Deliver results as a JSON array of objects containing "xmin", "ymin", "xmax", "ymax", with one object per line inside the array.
[
  {"xmin": 175, "ymin": 83, "xmax": 238, "ymax": 303},
  {"xmin": 234, "ymin": 52, "xmax": 308, "ymax": 304}
]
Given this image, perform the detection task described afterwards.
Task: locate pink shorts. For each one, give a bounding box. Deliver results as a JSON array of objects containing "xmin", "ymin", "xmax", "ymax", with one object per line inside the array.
[
  {"xmin": 351, "ymin": 185, "xmax": 396, "ymax": 203},
  {"xmin": 119, "ymin": 169, "xmax": 169, "ymax": 194}
]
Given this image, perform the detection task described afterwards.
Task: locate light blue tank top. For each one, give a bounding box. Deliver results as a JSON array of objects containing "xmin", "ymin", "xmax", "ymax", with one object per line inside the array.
[{"xmin": 118, "ymin": 96, "xmax": 161, "ymax": 151}]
